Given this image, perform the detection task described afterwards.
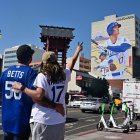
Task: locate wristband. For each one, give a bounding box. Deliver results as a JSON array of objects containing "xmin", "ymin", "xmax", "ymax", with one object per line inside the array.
[{"xmin": 20, "ymin": 85, "xmax": 26, "ymax": 92}]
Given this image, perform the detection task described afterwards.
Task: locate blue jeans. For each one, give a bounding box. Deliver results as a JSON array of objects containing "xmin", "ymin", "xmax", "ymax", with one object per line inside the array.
[{"xmin": 4, "ymin": 130, "xmax": 30, "ymax": 140}]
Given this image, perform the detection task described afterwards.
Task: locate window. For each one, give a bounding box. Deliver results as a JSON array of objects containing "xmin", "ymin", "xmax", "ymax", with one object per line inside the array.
[
  {"xmin": 4, "ymin": 60, "xmax": 18, "ymax": 63},
  {"xmin": 4, "ymin": 66, "xmax": 11, "ymax": 69},
  {"xmin": 5, "ymin": 50, "xmax": 17, "ymax": 54},
  {"xmin": 5, "ymin": 55, "xmax": 17, "ymax": 58}
]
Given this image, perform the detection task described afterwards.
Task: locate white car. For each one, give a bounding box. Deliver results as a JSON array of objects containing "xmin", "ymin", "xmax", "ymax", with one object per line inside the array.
[
  {"xmin": 80, "ymin": 97, "xmax": 111, "ymax": 113},
  {"xmin": 69, "ymin": 100, "xmax": 83, "ymax": 107},
  {"xmin": 69, "ymin": 98, "xmax": 86, "ymax": 107}
]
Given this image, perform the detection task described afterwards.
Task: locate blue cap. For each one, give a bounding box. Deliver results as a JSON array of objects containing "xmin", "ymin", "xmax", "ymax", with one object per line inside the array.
[
  {"xmin": 107, "ymin": 22, "xmax": 121, "ymax": 35},
  {"xmin": 99, "ymin": 51, "xmax": 107, "ymax": 59},
  {"xmin": 108, "ymin": 59, "xmax": 113, "ymax": 64}
]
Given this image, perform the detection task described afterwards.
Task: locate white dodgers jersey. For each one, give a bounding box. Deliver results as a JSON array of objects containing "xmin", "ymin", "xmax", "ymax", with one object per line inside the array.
[{"xmin": 31, "ymin": 68, "xmax": 71, "ymax": 125}]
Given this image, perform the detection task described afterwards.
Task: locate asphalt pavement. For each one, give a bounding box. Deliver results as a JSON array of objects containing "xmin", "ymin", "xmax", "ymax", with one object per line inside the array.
[{"xmin": 65, "ymin": 120, "xmax": 140, "ymax": 140}]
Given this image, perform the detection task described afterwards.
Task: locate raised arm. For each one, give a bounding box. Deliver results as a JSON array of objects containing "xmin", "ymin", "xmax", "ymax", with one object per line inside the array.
[
  {"xmin": 107, "ymin": 43, "xmax": 131, "ymax": 52},
  {"xmin": 67, "ymin": 42, "xmax": 83, "ymax": 71}
]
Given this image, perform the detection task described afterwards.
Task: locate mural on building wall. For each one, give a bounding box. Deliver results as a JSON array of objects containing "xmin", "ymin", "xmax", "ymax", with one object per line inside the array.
[{"xmin": 91, "ymin": 21, "xmax": 132, "ymax": 80}]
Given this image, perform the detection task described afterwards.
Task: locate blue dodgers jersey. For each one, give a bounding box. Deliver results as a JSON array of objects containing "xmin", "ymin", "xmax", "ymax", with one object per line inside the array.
[{"xmin": 0, "ymin": 65, "xmax": 37, "ymax": 134}]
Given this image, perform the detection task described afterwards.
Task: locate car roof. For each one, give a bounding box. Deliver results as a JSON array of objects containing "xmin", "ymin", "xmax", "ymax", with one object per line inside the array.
[
  {"xmin": 86, "ymin": 97, "xmax": 102, "ymax": 99},
  {"xmin": 81, "ymin": 97, "xmax": 102, "ymax": 101}
]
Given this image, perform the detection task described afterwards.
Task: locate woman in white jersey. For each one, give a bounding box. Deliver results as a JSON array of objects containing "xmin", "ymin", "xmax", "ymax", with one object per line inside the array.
[{"xmin": 12, "ymin": 42, "xmax": 83, "ymax": 140}]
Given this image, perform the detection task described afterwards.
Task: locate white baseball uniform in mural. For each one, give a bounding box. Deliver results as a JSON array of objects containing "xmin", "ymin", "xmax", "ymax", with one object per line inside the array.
[
  {"xmin": 103, "ymin": 36, "xmax": 131, "ymax": 79},
  {"xmin": 96, "ymin": 57, "xmax": 111, "ymax": 79}
]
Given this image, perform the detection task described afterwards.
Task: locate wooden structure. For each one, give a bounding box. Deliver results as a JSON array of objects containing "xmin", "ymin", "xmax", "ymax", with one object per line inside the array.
[{"xmin": 40, "ymin": 25, "xmax": 74, "ymax": 68}]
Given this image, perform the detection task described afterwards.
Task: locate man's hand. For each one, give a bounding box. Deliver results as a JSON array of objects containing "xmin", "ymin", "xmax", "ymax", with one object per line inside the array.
[
  {"xmin": 12, "ymin": 81, "xmax": 23, "ymax": 90},
  {"xmin": 55, "ymin": 103, "xmax": 65, "ymax": 116}
]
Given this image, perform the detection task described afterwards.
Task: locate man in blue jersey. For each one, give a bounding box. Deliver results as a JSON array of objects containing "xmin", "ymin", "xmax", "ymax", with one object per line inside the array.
[
  {"xmin": 0, "ymin": 45, "xmax": 64, "ymax": 140},
  {"xmin": 0, "ymin": 45, "xmax": 37, "ymax": 140}
]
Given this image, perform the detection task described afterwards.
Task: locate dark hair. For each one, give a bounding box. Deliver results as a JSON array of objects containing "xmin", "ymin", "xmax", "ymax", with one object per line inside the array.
[
  {"xmin": 40, "ymin": 61, "xmax": 66, "ymax": 83},
  {"xmin": 16, "ymin": 45, "xmax": 34, "ymax": 64}
]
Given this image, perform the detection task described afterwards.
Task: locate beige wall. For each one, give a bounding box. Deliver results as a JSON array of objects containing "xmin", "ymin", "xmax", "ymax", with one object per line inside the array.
[{"xmin": 67, "ymin": 70, "xmax": 81, "ymax": 92}]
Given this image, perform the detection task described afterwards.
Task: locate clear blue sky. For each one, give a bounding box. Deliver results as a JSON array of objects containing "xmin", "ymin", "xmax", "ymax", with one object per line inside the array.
[{"xmin": 0, "ymin": 0, "xmax": 140, "ymax": 58}]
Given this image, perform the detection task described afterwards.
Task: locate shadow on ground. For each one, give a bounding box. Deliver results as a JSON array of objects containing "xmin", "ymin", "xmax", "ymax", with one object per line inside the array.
[{"xmin": 66, "ymin": 117, "xmax": 78, "ymax": 123}]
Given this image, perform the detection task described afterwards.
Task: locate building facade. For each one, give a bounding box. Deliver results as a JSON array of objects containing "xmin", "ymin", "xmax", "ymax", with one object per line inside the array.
[
  {"xmin": 67, "ymin": 55, "xmax": 93, "ymax": 95},
  {"xmin": 2, "ymin": 44, "xmax": 44, "ymax": 71},
  {"xmin": 67, "ymin": 69, "xmax": 94, "ymax": 93},
  {"xmin": 67, "ymin": 55, "xmax": 91, "ymax": 72},
  {"xmin": 79, "ymin": 56, "xmax": 91, "ymax": 72},
  {"xmin": 91, "ymin": 14, "xmax": 140, "ymax": 93}
]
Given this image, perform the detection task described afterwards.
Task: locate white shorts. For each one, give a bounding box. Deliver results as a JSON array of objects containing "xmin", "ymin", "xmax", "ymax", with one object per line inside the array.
[{"xmin": 31, "ymin": 122, "xmax": 65, "ymax": 140}]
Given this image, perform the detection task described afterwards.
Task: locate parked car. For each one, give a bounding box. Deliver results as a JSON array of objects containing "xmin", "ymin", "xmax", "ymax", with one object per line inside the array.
[
  {"xmin": 69, "ymin": 98, "xmax": 86, "ymax": 107},
  {"xmin": 69, "ymin": 94, "xmax": 86, "ymax": 107},
  {"xmin": 80, "ymin": 97, "xmax": 111, "ymax": 113}
]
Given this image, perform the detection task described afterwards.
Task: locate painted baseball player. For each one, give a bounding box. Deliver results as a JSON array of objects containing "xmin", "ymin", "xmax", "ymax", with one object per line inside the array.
[
  {"xmin": 94, "ymin": 51, "xmax": 111, "ymax": 79},
  {"xmin": 103, "ymin": 22, "xmax": 131, "ymax": 79}
]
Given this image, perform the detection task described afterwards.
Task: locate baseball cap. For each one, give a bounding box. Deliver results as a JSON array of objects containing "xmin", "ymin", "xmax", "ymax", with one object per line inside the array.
[
  {"xmin": 108, "ymin": 59, "xmax": 113, "ymax": 64},
  {"xmin": 42, "ymin": 51, "xmax": 57, "ymax": 64},
  {"xmin": 16, "ymin": 45, "xmax": 34, "ymax": 62},
  {"xmin": 99, "ymin": 51, "xmax": 107, "ymax": 59},
  {"xmin": 107, "ymin": 22, "xmax": 121, "ymax": 35}
]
